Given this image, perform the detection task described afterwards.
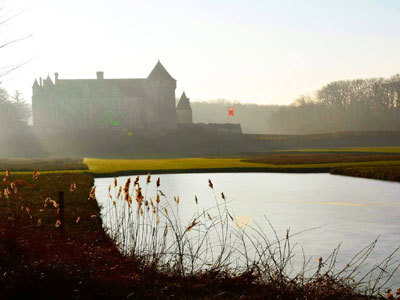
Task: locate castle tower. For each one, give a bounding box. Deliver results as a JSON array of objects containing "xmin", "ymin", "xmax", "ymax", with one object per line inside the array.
[
  {"xmin": 32, "ymin": 79, "xmax": 41, "ymax": 127},
  {"xmin": 144, "ymin": 61, "xmax": 177, "ymax": 130},
  {"xmin": 176, "ymin": 92, "xmax": 193, "ymax": 124}
]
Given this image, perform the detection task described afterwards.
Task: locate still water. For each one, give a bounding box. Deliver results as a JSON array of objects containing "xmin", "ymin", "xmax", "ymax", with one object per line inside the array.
[{"xmin": 95, "ymin": 173, "xmax": 400, "ymax": 283}]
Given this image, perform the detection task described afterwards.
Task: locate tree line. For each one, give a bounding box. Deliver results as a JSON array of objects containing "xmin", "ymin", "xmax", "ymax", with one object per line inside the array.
[
  {"xmin": 267, "ymin": 74, "xmax": 400, "ymax": 134},
  {"xmin": 0, "ymin": 86, "xmax": 30, "ymax": 133}
]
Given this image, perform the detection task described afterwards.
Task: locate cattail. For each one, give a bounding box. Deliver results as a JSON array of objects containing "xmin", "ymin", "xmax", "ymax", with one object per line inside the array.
[
  {"xmin": 108, "ymin": 184, "xmax": 111, "ymax": 193},
  {"xmin": 117, "ymin": 186, "xmax": 122, "ymax": 199},
  {"xmin": 136, "ymin": 187, "xmax": 143, "ymax": 203},
  {"xmin": 221, "ymin": 192, "xmax": 225, "ymax": 200},
  {"xmin": 207, "ymin": 213, "xmax": 212, "ymax": 220},
  {"xmin": 174, "ymin": 196, "xmax": 180, "ymax": 204},
  {"xmin": 163, "ymin": 225, "xmax": 168, "ymax": 236},
  {"xmin": 114, "ymin": 177, "xmax": 118, "ymax": 188},
  {"xmin": 184, "ymin": 219, "xmax": 198, "ymax": 233},
  {"xmin": 112, "ymin": 200, "xmax": 116, "ymax": 207},
  {"xmin": 208, "ymin": 179, "xmax": 213, "ymax": 189},
  {"xmin": 88, "ymin": 186, "xmax": 96, "ymax": 201},
  {"xmin": 124, "ymin": 177, "xmax": 131, "ymax": 193},
  {"xmin": 157, "ymin": 215, "xmax": 160, "ymax": 224},
  {"xmin": 156, "ymin": 177, "xmax": 160, "ymax": 188},
  {"xmin": 134, "ymin": 175, "xmax": 139, "ymax": 186},
  {"xmin": 150, "ymin": 198, "xmax": 154, "ymax": 207},
  {"xmin": 146, "ymin": 172, "xmax": 151, "ymax": 184},
  {"xmin": 76, "ymin": 216, "xmax": 81, "ymax": 224},
  {"xmin": 318, "ymin": 257, "xmax": 323, "ymax": 264},
  {"xmin": 32, "ymin": 169, "xmax": 40, "ymax": 180},
  {"xmin": 195, "ymin": 195, "xmax": 198, "ymax": 205},
  {"xmin": 156, "ymin": 194, "xmax": 160, "ymax": 204},
  {"xmin": 70, "ymin": 183, "xmax": 76, "ymax": 192},
  {"xmin": 140, "ymin": 208, "xmax": 144, "ymax": 216},
  {"xmin": 164, "ymin": 208, "xmax": 168, "ymax": 215},
  {"xmin": 55, "ymin": 220, "xmax": 61, "ymax": 228},
  {"xmin": 4, "ymin": 188, "xmax": 10, "ymax": 199},
  {"xmin": 387, "ymin": 290, "xmax": 394, "ymax": 300}
]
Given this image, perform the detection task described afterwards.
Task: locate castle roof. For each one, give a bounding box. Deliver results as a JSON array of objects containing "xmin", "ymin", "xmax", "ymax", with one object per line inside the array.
[
  {"xmin": 32, "ymin": 78, "xmax": 39, "ymax": 88},
  {"xmin": 147, "ymin": 60, "xmax": 176, "ymax": 81},
  {"xmin": 57, "ymin": 78, "xmax": 146, "ymax": 97},
  {"xmin": 177, "ymin": 92, "xmax": 192, "ymax": 110}
]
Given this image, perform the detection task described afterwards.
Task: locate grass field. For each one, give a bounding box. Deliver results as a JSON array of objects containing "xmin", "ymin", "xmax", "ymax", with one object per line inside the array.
[{"xmin": 83, "ymin": 156, "xmax": 400, "ymax": 174}]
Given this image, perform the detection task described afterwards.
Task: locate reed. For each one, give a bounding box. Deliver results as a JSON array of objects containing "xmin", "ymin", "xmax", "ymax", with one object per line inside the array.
[{"xmin": 102, "ymin": 174, "xmax": 400, "ymax": 298}]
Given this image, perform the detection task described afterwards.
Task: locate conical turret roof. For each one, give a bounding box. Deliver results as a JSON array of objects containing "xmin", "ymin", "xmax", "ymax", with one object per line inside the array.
[
  {"xmin": 32, "ymin": 78, "xmax": 39, "ymax": 88},
  {"xmin": 177, "ymin": 92, "xmax": 192, "ymax": 110},
  {"xmin": 44, "ymin": 74, "xmax": 54, "ymax": 86},
  {"xmin": 147, "ymin": 60, "xmax": 175, "ymax": 81}
]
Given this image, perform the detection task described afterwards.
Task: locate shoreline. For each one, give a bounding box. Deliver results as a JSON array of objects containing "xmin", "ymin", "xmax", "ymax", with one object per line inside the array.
[{"xmin": 87, "ymin": 167, "xmax": 331, "ymax": 178}]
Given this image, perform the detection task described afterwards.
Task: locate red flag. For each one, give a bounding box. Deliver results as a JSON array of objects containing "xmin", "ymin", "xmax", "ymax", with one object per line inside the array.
[{"xmin": 228, "ymin": 107, "xmax": 234, "ymax": 117}]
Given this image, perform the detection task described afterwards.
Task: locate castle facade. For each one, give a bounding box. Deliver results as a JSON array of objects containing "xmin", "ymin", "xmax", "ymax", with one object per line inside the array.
[{"xmin": 32, "ymin": 61, "xmax": 193, "ymax": 132}]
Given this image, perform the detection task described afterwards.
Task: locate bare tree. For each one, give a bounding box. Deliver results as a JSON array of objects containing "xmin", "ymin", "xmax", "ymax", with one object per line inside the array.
[{"xmin": 0, "ymin": 1, "xmax": 32, "ymax": 79}]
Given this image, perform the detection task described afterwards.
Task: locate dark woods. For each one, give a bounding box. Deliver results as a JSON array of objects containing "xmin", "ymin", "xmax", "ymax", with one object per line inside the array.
[
  {"xmin": 268, "ymin": 75, "xmax": 400, "ymax": 134},
  {"xmin": 0, "ymin": 86, "xmax": 30, "ymax": 132}
]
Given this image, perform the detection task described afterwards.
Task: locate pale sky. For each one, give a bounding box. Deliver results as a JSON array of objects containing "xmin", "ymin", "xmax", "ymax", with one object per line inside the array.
[{"xmin": 2, "ymin": 0, "xmax": 400, "ymax": 105}]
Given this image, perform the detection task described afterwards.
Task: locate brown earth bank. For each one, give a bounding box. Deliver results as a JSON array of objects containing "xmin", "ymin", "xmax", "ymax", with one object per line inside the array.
[
  {"xmin": 0, "ymin": 157, "xmax": 88, "ymax": 172},
  {"xmin": 242, "ymin": 153, "xmax": 400, "ymax": 165},
  {"xmin": 331, "ymin": 166, "xmax": 400, "ymax": 182},
  {"xmin": 0, "ymin": 172, "xmax": 392, "ymax": 299}
]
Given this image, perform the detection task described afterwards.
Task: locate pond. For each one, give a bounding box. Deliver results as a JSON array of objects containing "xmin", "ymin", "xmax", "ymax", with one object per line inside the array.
[{"xmin": 95, "ymin": 173, "xmax": 400, "ymax": 286}]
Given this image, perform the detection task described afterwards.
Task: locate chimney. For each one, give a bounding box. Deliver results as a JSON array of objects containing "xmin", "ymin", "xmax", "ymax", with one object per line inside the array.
[
  {"xmin": 54, "ymin": 72, "xmax": 59, "ymax": 83},
  {"xmin": 96, "ymin": 71, "xmax": 104, "ymax": 80}
]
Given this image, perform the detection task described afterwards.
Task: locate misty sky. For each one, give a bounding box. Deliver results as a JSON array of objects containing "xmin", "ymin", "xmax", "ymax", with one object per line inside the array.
[{"xmin": 2, "ymin": 0, "xmax": 400, "ymax": 105}]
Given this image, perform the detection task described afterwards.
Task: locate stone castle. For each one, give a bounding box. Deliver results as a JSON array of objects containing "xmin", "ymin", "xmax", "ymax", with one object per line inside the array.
[{"xmin": 32, "ymin": 61, "xmax": 193, "ymax": 132}]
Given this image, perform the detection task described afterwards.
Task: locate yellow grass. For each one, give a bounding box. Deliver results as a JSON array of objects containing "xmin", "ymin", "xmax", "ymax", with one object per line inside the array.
[
  {"xmin": 84, "ymin": 157, "xmax": 268, "ymax": 172},
  {"xmin": 83, "ymin": 157, "xmax": 400, "ymax": 173}
]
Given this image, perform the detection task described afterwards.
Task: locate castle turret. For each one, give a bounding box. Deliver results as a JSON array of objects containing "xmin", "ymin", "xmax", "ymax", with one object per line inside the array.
[
  {"xmin": 44, "ymin": 74, "xmax": 54, "ymax": 87},
  {"xmin": 176, "ymin": 92, "xmax": 193, "ymax": 124},
  {"xmin": 32, "ymin": 79, "xmax": 41, "ymax": 127},
  {"xmin": 144, "ymin": 61, "xmax": 177, "ymax": 130},
  {"xmin": 32, "ymin": 78, "xmax": 39, "ymax": 89}
]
